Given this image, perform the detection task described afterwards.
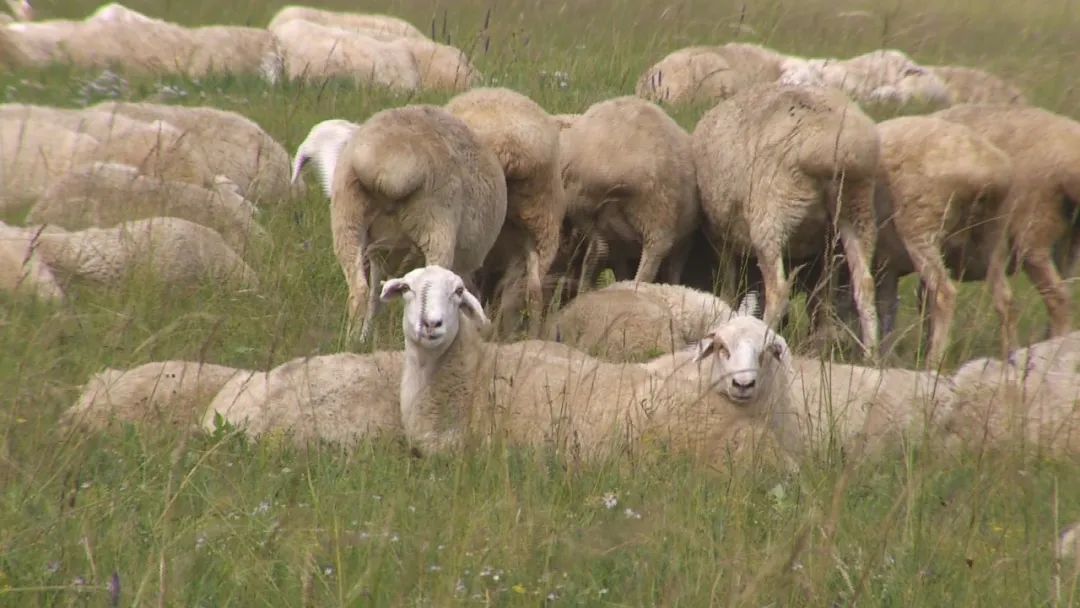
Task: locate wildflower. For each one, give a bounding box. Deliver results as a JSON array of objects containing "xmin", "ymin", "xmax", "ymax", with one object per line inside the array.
[
  {"xmin": 624, "ymin": 508, "xmax": 642, "ymax": 520},
  {"xmin": 601, "ymin": 492, "xmax": 618, "ymax": 510},
  {"xmin": 512, "ymin": 584, "xmax": 526, "ymax": 594}
]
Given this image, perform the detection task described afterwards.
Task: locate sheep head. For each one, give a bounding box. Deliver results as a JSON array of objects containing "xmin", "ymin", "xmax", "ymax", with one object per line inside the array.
[
  {"xmin": 693, "ymin": 294, "xmax": 790, "ymax": 406},
  {"xmin": 381, "ymin": 265, "xmax": 488, "ymax": 352},
  {"xmin": 292, "ymin": 119, "xmax": 358, "ymax": 197}
]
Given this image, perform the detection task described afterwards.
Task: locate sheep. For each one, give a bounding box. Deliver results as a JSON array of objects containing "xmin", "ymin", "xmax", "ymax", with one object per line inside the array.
[
  {"xmin": 92, "ymin": 102, "xmax": 297, "ymax": 205},
  {"xmin": 781, "ymin": 49, "xmax": 951, "ymax": 110},
  {"xmin": 692, "ymin": 82, "xmax": 882, "ymax": 358},
  {"xmin": 560, "ymin": 96, "xmax": 698, "ymax": 290},
  {"xmin": 933, "ymin": 104, "xmax": 1080, "ymax": 337},
  {"xmin": 62, "ymin": 361, "xmax": 244, "ymax": 432},
  {"xmin": 185, "ymin": 25, "xmax": 284, "ymax": 83},
  {"xmin": 270, "ymin": 19, "xmax": 421, "ymax": 93},
  {"xmin": 396, "ymin": 36, "xmax": 480, "ymax": 92},
  {"xmin": 929, "ymin": 65, "xmax": 1027, "ymax": 106},
  {"xmin": 2, "ymin": 218, "xmax": 258, "ymax": 291},
  {"xmin": 552, "ymin": 114, "xmax": 580, "ymax": 130},
  {"xmin": 27, "ymin": 162, "xmax": 268, "ymax": 253},
  {"xmin": 267, "ymin": 5, "xmax": 427, "ymax": 40},
  {"xmin": 545, "ymin": 281, "xmax": 735, "ymax": 362},
  {"xmin": 329, "ymin": 105, "xmax": 506, "ymax": 342},
  {"xmin": 945, "ymin": 332, "xmax": 1080, "ymax": 455},
  {"xmin": 57, "ymin": 6, "xmax": 199, "ymax": 76},
  {"xmin": 635, "ymin": 43, "xmax": 785, "ymax": 106},
  {"xmin": 445, "ymin": 87, "xmax": 565, "ymax": 334},
  {"xmin": 3, "ymin": 0, "xmax": 31, "ymax": 21},
  {"xmin": 0, "ymin": 223, "xmax": 63, "ymax": 301},
  {"xmin": 201, "ymin": 351, "xmax": 403, "ymax": 446},
  {"xmin": 0, "ymin": 16, "xmax": 78, "ymax": 68},
  {"xmin": 291, "ymin": 119, "xmax": 359, "ymax": 198},
  {"xmin": 381, "ymin": 265, "xmax": 796, "ymax": 465},
  {"xmin": 0, "ymin": 118, "xmax": 100, "ymax": 213},
  {"xmin": 870, "ymin": 115, "xmax": 1017, "ymax": 364}
]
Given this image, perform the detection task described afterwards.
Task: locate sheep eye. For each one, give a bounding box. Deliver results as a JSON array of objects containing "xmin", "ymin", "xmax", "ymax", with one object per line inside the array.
[
  {"xmin": 715, "ymin": 342, "xmax": 730, "ymax": 358},
  {"xmin": 454, "ymin": 285, "xmax": 464, "ymax": 297}
]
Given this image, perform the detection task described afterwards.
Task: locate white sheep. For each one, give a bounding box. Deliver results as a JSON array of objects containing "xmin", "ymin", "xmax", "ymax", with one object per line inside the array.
[
  {"xmin": 782, "ymin": 49, "xmax": 951, "ymax": 110},
  {"xmin": 635, "ymin": 43, "xmax": 785, "ymax": 106},
  {"xmin": 185, "ymin": 25, "xmax": 285, "ymax": 83},
  {"xmin": 871, "ymin": 115, "xmax": 1016, "ymax": 364},
  {"xmin": 396, "ymin": 36, "xmax": 480, "ymax": 92},
  {"xmin": 57, "ymin": 6, "xmax": 198, "ymax": 76},
  {"xmin": 3, "ymin": 218, "xmax": 258, "ymax": 291},
  {"xmin": 945, "ymin": 332, "xmax": 1080, "ymax": 455},
  {"xmin": 62, "ymin": 360, "xmax": 245, "ymax": 431},
  {"xmin": 0, "ymin": 117, "xmax": 100, "ymax": 213},
  {"xmin": 291, "ymin": 119, "xmax": 360, "ymax": 198},
  {"xmin": 692, "ymin": 82, "xmax": 882, "ymax": 358},
  {"xmin": 201, "ymin": 351, "xmax": 403, "ymax": 446},
  {"xmin": 445, "ymin": 87, "xmax": 565, "ymax": 334},
  {"xmin": 381, "ymin": 265, "xmax": 796, "ymax": 465},
  {"xmin": 560, "ymin": 96, "xmax": 699, "ymax": 288},
  {"xmin": 929, "ymin": 65, "xmax": 1027, "ymax": 106},
  {"xmin": 270, "ymin": 19, "xmax": 421, "ymax": 93},
  {"xmin": 267, "ymin": 5, "xmax": 427, "ymax": 40},
  {"xmin": 545, "ymin": 281, "xmax": 735, "ymax": 362},
  {"xmin": 27, "ymin": 162, "xmax": 268, "ymax": 253},
  {"xmin": 0, "ymin": 14, "xmax": 78, "ymax": 68},
  {"xmin": 0, "ymin": 223, "xmax": 63, "ymax": 301},
  {"xmin": 92, "ymin": 101, "xmax": 297, "ymax": 205},
  {"xmin": 933, "ymin": 104, "xmax": 1080, "ymax": 337},
  {"xmin": 329, "ymin": 105, "xmax": 506, "ymax": 342}
]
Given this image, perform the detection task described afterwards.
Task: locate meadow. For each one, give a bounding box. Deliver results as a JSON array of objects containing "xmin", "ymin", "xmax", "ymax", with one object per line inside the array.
[{"xmin": 2, "ymin": 0, "xmax": 1080, "ymax": 604}]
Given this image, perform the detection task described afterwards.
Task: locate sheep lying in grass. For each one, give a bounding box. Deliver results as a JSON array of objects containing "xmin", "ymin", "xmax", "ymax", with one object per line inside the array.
[
  {"xmin": 267, "ymin": 5, "xmax": 427, "ymax": 40},
  {"xmin": 635, "ymin": 43, "xmax": 785, "ymax": 106},
  {"xmin": 546, "ymin": 281, "xmax": 735, "ymax": 362},
  {"xmin": 933, "ymin": 104, "xmax": 1080, "ymax": 337},
  {"xmin": 270, "ymin": 19, "xmax": 421, "ymax": 92},
  {"xmin": 396, "ymin": 36, "xmax": 480, "ymax": 92},
  {"xmin": 329, "ymin": 105, "xmax": 506, "ymax": 342},
  {"xmin": 27, "ymin": 163, "xmax": 268, "ymax": 253},
  {"xmin": 202, "ymin": 352, "xmax": 403, "ymax": 446},
  {"xmin": 62, "ymin": 361, "xmax": 244, "ymax": 432},
  {"xmin": 561, "ymin": 96, "xmax": 698, "ymax": 288},
  {"xmin": 446, "ymin": 87, "xmax": 565, "ymax": 334},
  {"xmin": 945, "ymin": 332, "xmax": 1080, "ymax": 455},
  {"xmin": 0, "ymin": 118, "xmax": 99, "ymax": 213},
  {"xmin": 382, "ymin": 265, "xmax": 795, "ymax": 465},
  {"xmin": 781, "ymin": 49, "xmax": 951, "ymax": 110},
  {"xmin": 291, "ymin": 119, "xmax": 360, "ymax": 198},
  {"xmin": 871, "ymin": 115, "xmax": 1016, "ymax": 364},
  {"xmin": 693, "ymin": 83, "xmax": 881, "ymax": 359},
  {"xmin": 93, "ymin": 102, "xmax": 297, "ymax": 205},
  {"xmin": 3, "ymin": 218, "xmax": 258, "ymax": 291},
  {"xmin": 929, "ymin": 65, "xmax": 1027, "ymax": 106},
  {"xmin": 0, "ymin": 14, "xmax": 79, "ymax": 68},
  {"xmin": 0, "ymin": 224, "xmax": 63, "ymax": 302}
]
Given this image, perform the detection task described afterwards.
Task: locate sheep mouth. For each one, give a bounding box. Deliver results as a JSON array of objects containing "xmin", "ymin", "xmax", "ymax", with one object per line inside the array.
[{"xmin": 728, "ymin": 390, "xmax": 756, "ymax": 405}]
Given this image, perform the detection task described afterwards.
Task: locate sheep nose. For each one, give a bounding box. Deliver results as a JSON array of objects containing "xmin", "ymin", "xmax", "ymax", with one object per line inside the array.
[
  {"xmin": 732, "ymin": 377, "xmax": 756, "ymax": 390},
  {"xmin": 421, "ymin": 318, "xmax": 443, "ymax": 330}
]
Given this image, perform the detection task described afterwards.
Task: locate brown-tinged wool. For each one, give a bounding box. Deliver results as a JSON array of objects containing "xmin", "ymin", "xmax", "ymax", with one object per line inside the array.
[
  {"xmin": 396, "ymin": 36, "xmax": 480, "ymax": 92},
  {"xmin": 57, "ymin": 8, "xmax": 198, "ymax": 76},
  {"xmin": 446, "ymin": 87, "xmax": 565, "ymax": 335},
  {"xmin": 63, "ymin": 361, "xmax": 244, "ymax": 431},
  {"xmin": 27, "ymin": 163, "xmax": 268, "ymax": 253},
  {"xmin": 561, "ymin": 96, "xmax": 698, "ymax": 288},
  {"xmin": 202, "ymin": 352, "xmax": 404, "ymax": 446},
  {"xmin": 0, "ymin": 118, "xmax": 99, "ymax": 213},
  {"xmin": 692, "ymin": 82, "xmax": 881, "ymax": 358},
  {"xmin": 636, "ymin": 43, "xmax": 785, "ymax": 106},
  {"xmin": 0, "ymin": 19, "xmax": 78, "ymax": 68},
  {"xmin": 93, "ymin": 101, "xmax": 297, "ymax": 204},
  {"xmin": 330, "ymin": 105, "xmax": 506, "ymax": 341},
  {"xmin": 817, "ymin": 49, "xmax": 951, "ymax": 109},
  {"xmin": 185, "ymin": 25, "xmax": 284, "ymax": 82},
  {"xmin": 929, "ymin": 65, "xmax": 1027, "ymax": 106},
  {"xmin": 933, "ymin": 104, "xmax": 1080, "ymax": 336}
]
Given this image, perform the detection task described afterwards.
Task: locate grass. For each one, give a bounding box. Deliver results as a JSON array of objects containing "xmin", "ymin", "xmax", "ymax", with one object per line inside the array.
[{"xmin": 3, "ymin": 0, "xmax": 1080, "ymax": 605}]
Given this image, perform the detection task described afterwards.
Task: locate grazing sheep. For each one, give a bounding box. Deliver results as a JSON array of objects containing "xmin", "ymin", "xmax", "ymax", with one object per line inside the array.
[
  {"xmin": 0, "ymin": 16, "xmax": 78, "ymax": 68},
  {"xmin": 62, "ymin": 361, "xmax": 244, "ymax": 431},
  {"xmin": 871, "ymin": 116, "xmax": 1016, "ymax": 364},
  {"xmin": 929, "ymin": 65, "xmax": 1027, "ymax": 105},
  {"xmin": 561, "ymin": 96, "xmax": 698, "ymax": 289},
  {"xmin": 329, "ymin": 105, "xmax": 506, "ymax": 341},
  {"xmin": 933, "ymin": 104, "xmax": 1080, "ymax": 337},
  {"xmin": 291, "ymin": 119, "xmax": 359, "ymax": 197},
  {"xmin": 185, "ymin": 25, "xmax": 284, "ymax": 82},
  {"xmin": 3, "ymin": 218, "xmax": 258, "ymax": 291},
  {"xmin": 267, "ymin": 5, "xmax": 427, "ymax": 40},
  {"xmin": 0, "ymin": 118, "xmax": 100, "ymax": 213},
  {"xmin": 945, "ymin": 332, "xmax": 1080, "ymax": 454},
  {"xmin": 781, "ymin": 49, "xmax": 951, "ymax": 110},
  {"xmin": 788, "ymin": 356, "xmax": 955, "ymax": 455},
  {"xmin": 636, "ymin": 43, "xmax": 785, "ymax": 106},
  {"xmin": 57, "ymin": 6, "xmax": 199, "ymax": 76},
  {"xmin": 381, "ymin": 265, "xmax": 796, "ymax": 464},
  {"xmin": 693, "ymin": 83, "xmax": 881, "ymax": 358},
  {"xmin": 0, "ymin": 223, "xmax": 63, "ymax": 301},
  {"xmin": 27, "ymin": 162, "xmax": 268, "ymax": 253},
  {"xmin": 446, "ymin": 87, "xmax": 565, "ymax": 334},
  {"xmin": 546, "ymin": 281, "xmax": 735, "ymax": 362},
  {"xmin": 270, "ymin": 19, "xmax": 421, "ymax": 92},
  {"xmin": 202, "ymin": 352, "xmax": 403, "ymax": 446},
  {"xmin": 396, "ymin": 36, "xmax": 480, "ymax": 92},
  {"xmin": 92, "ymin": 102, "xmax": 297, "ymax": 205}
]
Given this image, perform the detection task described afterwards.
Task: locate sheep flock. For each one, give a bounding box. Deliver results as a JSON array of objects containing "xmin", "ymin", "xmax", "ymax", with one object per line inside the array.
[{"xmin": 4, "ymin": 0, "xmax": 1080, "ymax": 589}]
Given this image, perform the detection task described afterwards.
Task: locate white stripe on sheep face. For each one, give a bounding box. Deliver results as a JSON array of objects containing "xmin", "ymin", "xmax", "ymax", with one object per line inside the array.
[
  {"xmin": 381, "ymin": 265, "xmax": 488, "ymax": 352},
  {"xmin": 693, "ymin": 295, "xmax": 791, "ymax": 406}
]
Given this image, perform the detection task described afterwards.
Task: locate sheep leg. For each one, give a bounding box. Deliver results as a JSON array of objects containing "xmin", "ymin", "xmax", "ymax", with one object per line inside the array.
[
  {"xmin": 633, "ymin": 238, "xmax": 669, "ymax": 284},
  {"xmin": 523, "ymin": 248, "xmax": 544, "ymax": 335},
  {"xmin": 330, "ymin": 196, "xmax": 364, "ymax": 319},
  {"xmin": 985, "ymin": 220, "xmax": 1017, "ymax": 356},
  {"xmin": 358, "ymin": 261, "xmax": 383, "ymax": 343},
  {"xmin": 756, "ymin": 246, "xmax": 790, "ymax": 329},
  {"xmin": 660, "ymin": 237, "xmax": 693, "ymax": 285},
  {"xmin": 904, "ymin": 240, "xmax": 956, "ymax": 366},
  {"xmin": 1022, "ymin": 249, "xmax": 1072, "ymax": 338},
  {"xmin": 875, "ymin": 265, "xmax": 900, "ymax": 355},
  {"xmin": 835, "ymin": 177, "xmax": 880, "ymax": 360}
]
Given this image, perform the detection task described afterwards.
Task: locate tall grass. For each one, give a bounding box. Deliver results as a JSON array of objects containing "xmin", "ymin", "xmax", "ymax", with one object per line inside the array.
[{"xmin": 2, "ymin": 0, "xmax": 1080, "ymax": 605}]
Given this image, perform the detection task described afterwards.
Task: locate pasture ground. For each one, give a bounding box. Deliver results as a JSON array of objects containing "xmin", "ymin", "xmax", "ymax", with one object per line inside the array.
[{"xmin": 2, "ymin": 0, "xmax": 1080, "ymax": 604}]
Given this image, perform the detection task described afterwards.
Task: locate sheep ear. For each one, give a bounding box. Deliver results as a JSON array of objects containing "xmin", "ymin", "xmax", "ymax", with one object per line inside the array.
[
  {"xmin": 692, "ymin": 334, "xmax": 715, "ymax": 362},
  {"xmin": 380, "ymin": 278, "xmax": 410, "ymax": 302},
  {"xmin": 736, "ymin": 291, "xmax": 761, "ymax": 318},
  {"xmin": 459, "ymin": 288, "xmax": 489, "ymax": 326},
  {"xmin": 290, "ymin": 152, "xmax": 310, "ymax": 184},
  {"xmin": 766, "ymin": 334, "xmax": 790, "ymax": 363}
]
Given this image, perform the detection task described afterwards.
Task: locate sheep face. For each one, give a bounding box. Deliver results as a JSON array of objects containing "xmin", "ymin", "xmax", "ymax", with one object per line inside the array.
[
  {"xmin": 292, "ymin": 119, "xmax": 357, "ymax": 196},
  {"xmin": 694, "ymin": 316, "xmax": 790, "ymax": 405},
  {"xmin": 381, "ymin": 265, "xmax": 488, "ymax": 351}
]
